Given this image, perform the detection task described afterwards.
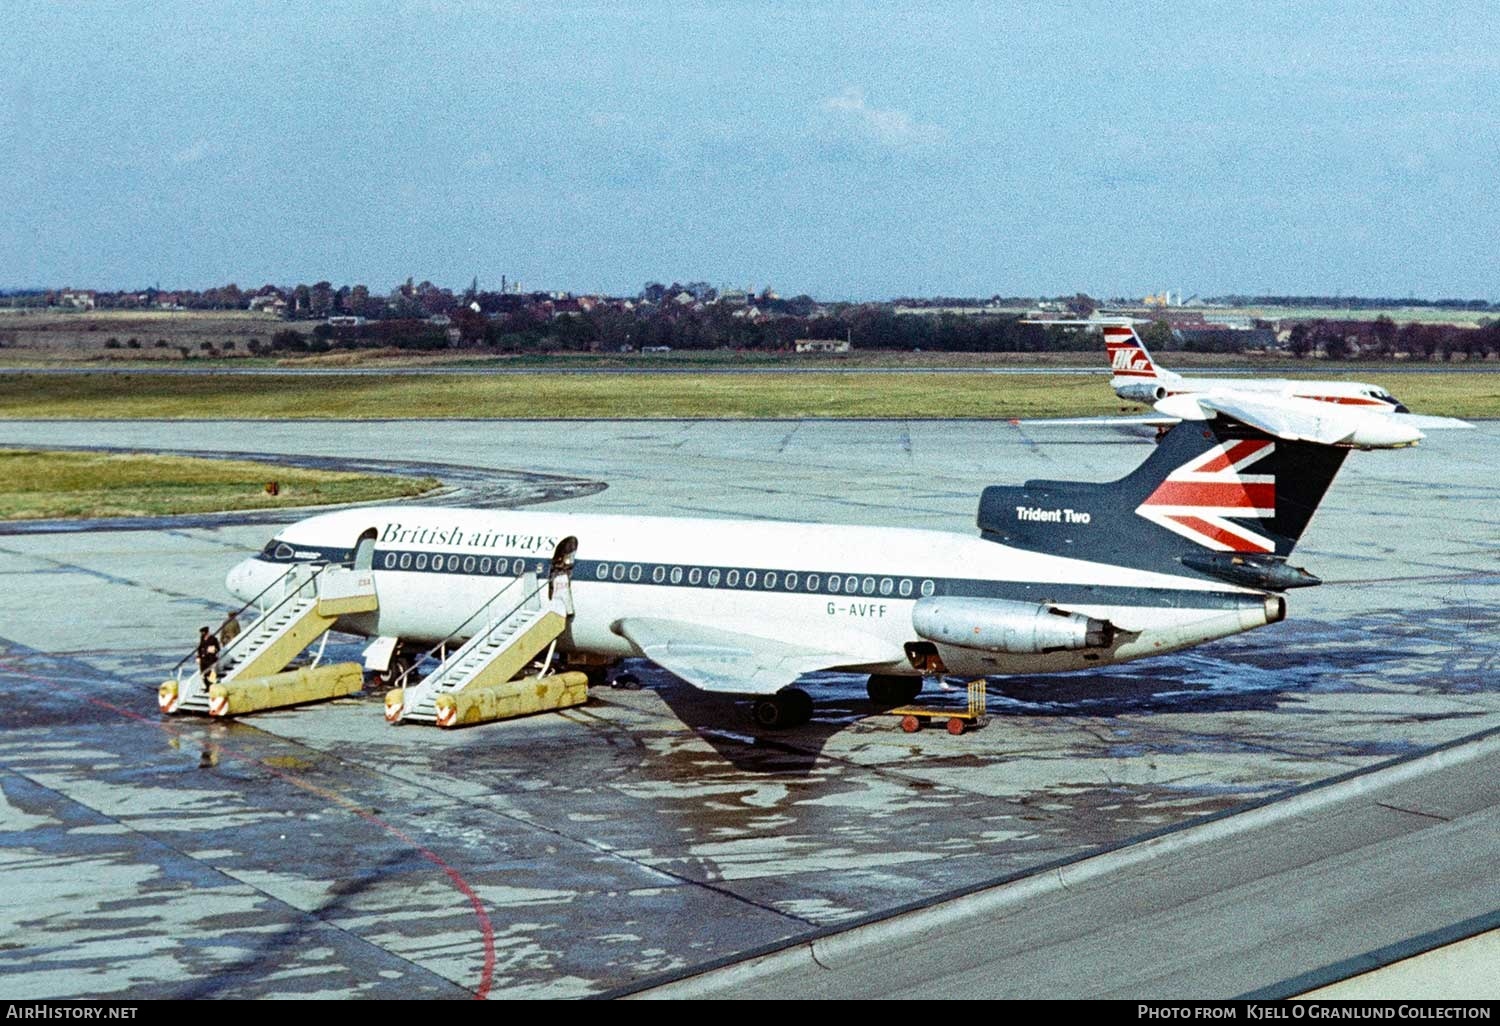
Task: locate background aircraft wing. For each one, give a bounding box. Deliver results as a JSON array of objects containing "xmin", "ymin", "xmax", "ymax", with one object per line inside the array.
[
  {"xmin": 1156, "ymin": 391, "xmax": 1423, "ymax": 448},
  {"xmin": 613, "ymin": 618, "xmax": 890, "ymax": 695}
]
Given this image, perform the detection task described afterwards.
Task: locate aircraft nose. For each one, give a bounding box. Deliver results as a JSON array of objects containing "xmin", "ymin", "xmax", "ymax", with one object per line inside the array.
[
  {"xmin": 1351, "ymin": 416, "xmax": 1424, "ymax": 449},
  {"xmin": 225, "ymin": 559, "xmax": 259, "ymax": 602}
]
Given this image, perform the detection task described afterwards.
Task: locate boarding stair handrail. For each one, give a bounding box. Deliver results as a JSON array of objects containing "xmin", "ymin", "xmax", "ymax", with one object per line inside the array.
[
  {"xmin": 391, "ymin": 573, "xmax": 554, "ymax": 692},
  {"xmin": 173, "ymin": 560, "xmax": 344, "ymax": 683}
]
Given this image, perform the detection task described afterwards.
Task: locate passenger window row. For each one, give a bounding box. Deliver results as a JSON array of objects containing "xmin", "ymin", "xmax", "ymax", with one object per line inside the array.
[
  {"xmin": 373, "ymin": 550, "xmax": 939, "ymax": 599},
  {"xmin": 591, "ymin": 561, "xmax": 935, "ymax": 598},
  {"xmin": 381, "ymin": 552, "xmax": 540, "ymax": 575}
]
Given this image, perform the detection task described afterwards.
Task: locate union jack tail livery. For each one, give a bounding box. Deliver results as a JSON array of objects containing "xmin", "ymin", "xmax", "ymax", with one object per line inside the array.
[
  {"xmin": 1134, "ymin": 437, "xmax": 1277, "ymax": 554},
  {"xmin": 977, "ymin": 418, "xmax": 1346, "ymax": 587}
]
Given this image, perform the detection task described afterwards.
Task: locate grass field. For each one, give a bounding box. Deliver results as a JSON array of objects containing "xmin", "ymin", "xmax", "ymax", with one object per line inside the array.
[
  {"xmin": 0, "ymin": 450, "xmax": 440, "ymax": 520},
  {"xmin": 1243, "ymin": 305, "xmax": 1495, "ymax": 327},
  {"xmin": 0, "ymin": 372, "xmax": 1125, "ymax": 419},
  {"xmin": 0, "ymin": 370, "xmax": 1495, "ymax": 420}
]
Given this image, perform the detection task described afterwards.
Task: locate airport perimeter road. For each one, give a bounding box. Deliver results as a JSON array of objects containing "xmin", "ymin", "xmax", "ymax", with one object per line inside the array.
[{"xmin": 627, "ymin": 731, "xmax": 1500, "ymax": 1000}]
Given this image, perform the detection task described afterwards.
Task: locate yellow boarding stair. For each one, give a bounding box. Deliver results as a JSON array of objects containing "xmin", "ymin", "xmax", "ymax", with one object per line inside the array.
[
  {"xmin": 386, "ymin": 571, "xmax": 573, "ymax": 725},
  {"xmin": 160, "ymin": 563, "xmax": 377, "ymax": 716}
]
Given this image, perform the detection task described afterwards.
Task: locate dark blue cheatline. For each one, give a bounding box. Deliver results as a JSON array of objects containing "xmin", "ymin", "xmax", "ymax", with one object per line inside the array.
[{"xmin": 252, "ymin": 546, "xmax": 1264, "ymax": 613}]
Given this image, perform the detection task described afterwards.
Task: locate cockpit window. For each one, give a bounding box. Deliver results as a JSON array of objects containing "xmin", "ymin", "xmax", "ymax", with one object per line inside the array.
[{"xmin": 261, "ymin": 540, "xmax": 296, "ymax": 561}]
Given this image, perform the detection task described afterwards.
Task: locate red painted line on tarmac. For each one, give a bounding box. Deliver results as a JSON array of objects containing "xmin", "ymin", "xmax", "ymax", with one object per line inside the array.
[{"xmin": 0, "ymin": 658, "xmax": 497, "ymax": 1000}]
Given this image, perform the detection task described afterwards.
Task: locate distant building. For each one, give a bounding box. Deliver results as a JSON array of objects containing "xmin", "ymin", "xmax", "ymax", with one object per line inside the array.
[
  {"xmin": 1201, "ymin": 312, "xmax": 1254, "ymax": 330},
  {"xmin": 795, "ymin": 339, "xmax": 851, "ymax": 354},
  {"xmin": 1177, "ymin": 327, "xmax": 1278, "ymax": 351},
  {"xmin": 59, "ymin": 289, "xmax": 96, "ymax": 309},
  {"xmin": 249, "ymin": 294, "xmax": 288, "ymax": 315}
]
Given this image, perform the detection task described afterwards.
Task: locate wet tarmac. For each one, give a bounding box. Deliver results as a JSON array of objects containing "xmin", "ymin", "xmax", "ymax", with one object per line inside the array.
[{"xmin": 0, "ymin": 419, "xmax": 1496, "ymax": 998}]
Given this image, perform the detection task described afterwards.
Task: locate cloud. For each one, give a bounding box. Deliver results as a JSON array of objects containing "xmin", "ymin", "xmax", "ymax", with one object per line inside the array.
[
  {"xmin": 818, "ymin": 87, "xmax": 944, "ymax": 148},
  {"xmin": 172, "ymin": 139, "xmax": 210, "ymax": 165}
]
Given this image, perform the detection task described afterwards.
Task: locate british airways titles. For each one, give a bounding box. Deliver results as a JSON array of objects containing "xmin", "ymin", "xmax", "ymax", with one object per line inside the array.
[{"xmin": 380, "ymin": 522, "xmax": 560, "ymax": 553}]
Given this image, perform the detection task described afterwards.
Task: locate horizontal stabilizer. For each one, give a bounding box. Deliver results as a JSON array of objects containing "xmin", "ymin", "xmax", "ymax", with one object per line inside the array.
[{"xmin": 1010, "ymin": 416, "xmax": 1180, "ymax": 429}]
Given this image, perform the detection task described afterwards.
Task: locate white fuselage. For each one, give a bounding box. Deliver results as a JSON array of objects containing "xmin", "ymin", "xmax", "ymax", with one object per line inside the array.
[
  {"xmin": 1112, "ymin": 372, "xmax": 1405, "ymax": 412},
  {"xmin": 227, "ymin": 506, "xmax": 1282, "ymax": 685}
]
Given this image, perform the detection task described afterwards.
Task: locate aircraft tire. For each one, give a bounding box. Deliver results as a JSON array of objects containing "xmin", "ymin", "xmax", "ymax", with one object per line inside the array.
[
  {"xmin": 752, "ymin": 690, "xmax": 812, "ymax": 729},
  {"xmin": 783, "ymin": 687, "xmax": 813, "ymax": 725},
  {"xmin": 752, "ymin": 697, "xmax": 787, "ymax": 729},
  {"xmin": 867, "ymin": 674, "xmax": 922, "ymax": 705}
]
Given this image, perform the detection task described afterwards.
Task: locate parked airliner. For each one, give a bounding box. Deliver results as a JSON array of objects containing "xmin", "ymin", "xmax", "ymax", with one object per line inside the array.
[
  {"xmin": 1103, "ymin": 324, "xmax": 1470, "ymax": 445},
  {"xmin": 225, "ymin": 413, "xmax": 1398, "ymax": 727}
]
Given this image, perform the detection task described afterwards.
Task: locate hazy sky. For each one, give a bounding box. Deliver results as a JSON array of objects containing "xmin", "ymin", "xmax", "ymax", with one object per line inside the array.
[{"xmin": 4, "ymin": 2, "xmax": 1498, "ymax": 299}]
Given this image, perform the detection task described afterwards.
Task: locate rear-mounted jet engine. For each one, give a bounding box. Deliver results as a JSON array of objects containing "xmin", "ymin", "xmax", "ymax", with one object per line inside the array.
[{"xmin": 912, "ymin": 596, "xmax": 1114, "ymax": 654}]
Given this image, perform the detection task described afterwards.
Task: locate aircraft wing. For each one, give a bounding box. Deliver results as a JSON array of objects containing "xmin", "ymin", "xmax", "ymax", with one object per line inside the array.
[
  {"xmin": 1015, "ymin": 398, "xmax": 1454, "ymax": 450},
  {"xmin": 1155, "ymin": 391, "xmax": 1424, "ymax": 448},
  {"xmin": 613, "ymin": 618, "xmax": 892, "ymax": 695}
]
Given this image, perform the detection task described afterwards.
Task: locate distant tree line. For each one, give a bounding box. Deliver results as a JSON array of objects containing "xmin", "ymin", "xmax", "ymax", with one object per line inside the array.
[
  {"xmin": 1282, "ymin": 317, "xmax": 1500, "ymax": 361},
  {"xmin": 1210, "ymin": 295, "xmax": 1497, "ymax": 311},
  {"xmin": 7, "ymin": 282, "xmax": 1498, "ymax": 359}
]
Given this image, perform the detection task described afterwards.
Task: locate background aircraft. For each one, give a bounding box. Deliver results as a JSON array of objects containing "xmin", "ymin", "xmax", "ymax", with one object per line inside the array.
[{"xmin": 1101, "ymin": 324, "xmax": 1471, "ymax": 447}]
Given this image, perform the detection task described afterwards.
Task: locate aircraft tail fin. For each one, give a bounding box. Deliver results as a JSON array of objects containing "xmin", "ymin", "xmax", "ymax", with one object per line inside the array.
[
  {"xmin": 1105, "ymin": 324, "xmax": 1178, "ymax": 382},
  {"xmin": 978, "ymin": 418, "xmax": 1348, "ymax": 588}
]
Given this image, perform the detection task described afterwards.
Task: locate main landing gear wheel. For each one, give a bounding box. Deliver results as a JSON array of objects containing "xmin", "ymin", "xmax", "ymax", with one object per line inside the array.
[
  {"xmin": 867, "ymin": 674, "xmax": 922, "ymax": 705},
  {"xmin": 751, "ymin": 688, "xmax": 813, "ymax": 729}
]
